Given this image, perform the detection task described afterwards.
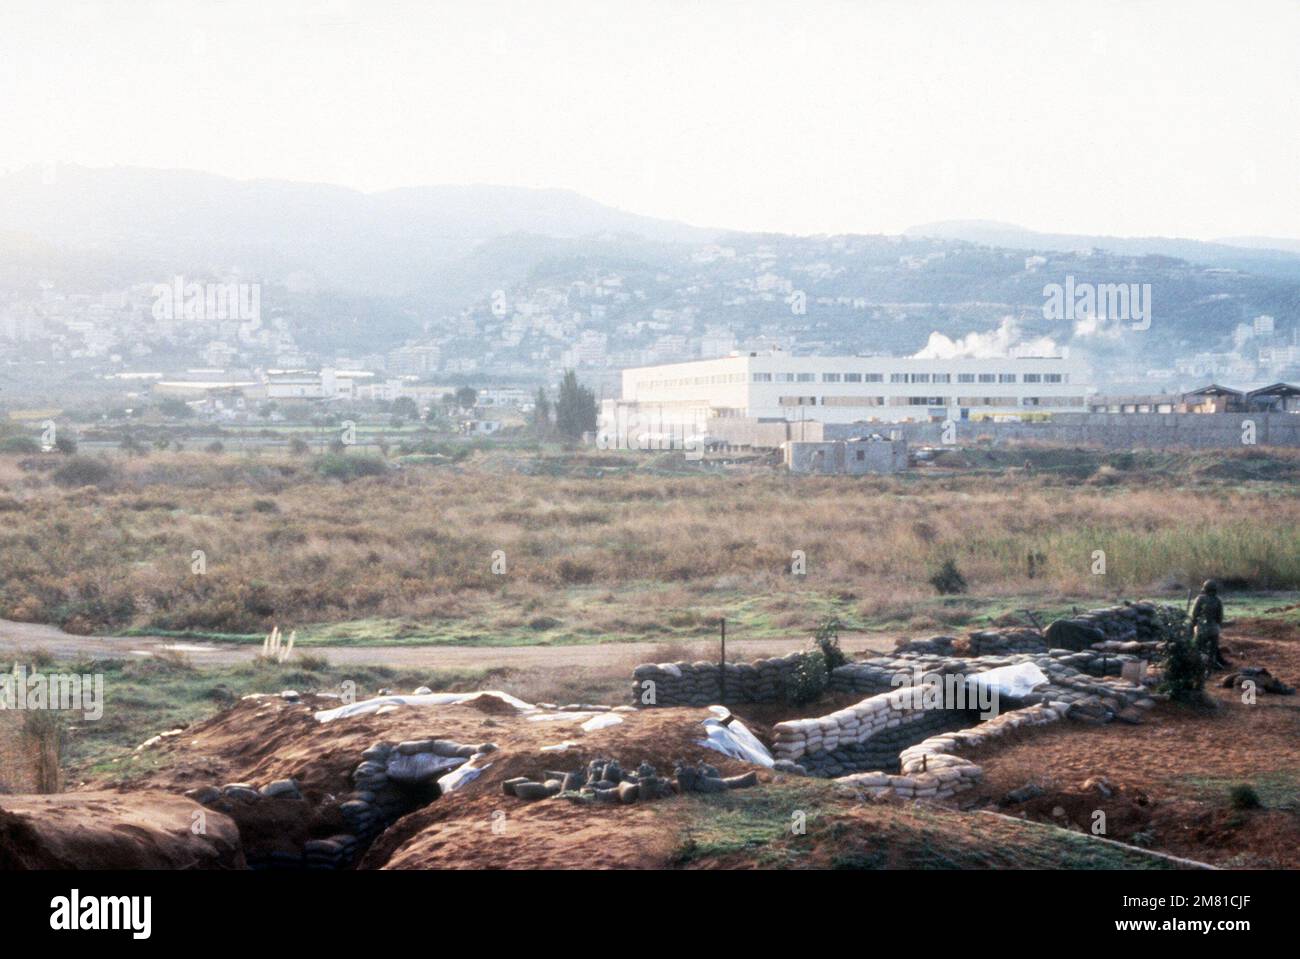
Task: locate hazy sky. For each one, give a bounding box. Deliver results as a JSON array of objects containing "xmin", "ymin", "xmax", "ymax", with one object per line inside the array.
[{"xmin": 2, "ymin": 0, "xmax": 1297, "ymax": 239}]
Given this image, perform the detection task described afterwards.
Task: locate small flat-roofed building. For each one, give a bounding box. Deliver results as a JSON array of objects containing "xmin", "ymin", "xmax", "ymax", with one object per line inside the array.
[{"xmin": 784, "ymin": 435, "xmax": 908, "ymax": 474}]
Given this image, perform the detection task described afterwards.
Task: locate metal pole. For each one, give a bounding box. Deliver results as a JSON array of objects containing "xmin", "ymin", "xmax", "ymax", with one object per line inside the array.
[{"xmin": 719, "ymin": 617, "xmax": 726, "ymax": 704}]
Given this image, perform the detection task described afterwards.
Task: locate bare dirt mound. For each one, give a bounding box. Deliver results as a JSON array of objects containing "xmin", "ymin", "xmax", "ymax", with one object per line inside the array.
[
  {"xmin": 100, "ymin": 693, "xmax": 772, "ymax": 869},
  {"xmin": 0, "ymin": 791, "xmax": 244, "ymax": 869}
]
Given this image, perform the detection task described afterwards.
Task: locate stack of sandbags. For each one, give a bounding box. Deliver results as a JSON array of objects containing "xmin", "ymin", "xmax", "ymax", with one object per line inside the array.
[
  {"xmin": 1045, "ymin": 601, "xmax": 1177, "ymax": 651},
  {"xmin": 629, "ymin": 652, "xmax": 807, "ymax": 706},
  {"xmin": 304, "ymin": 835, "xmax": 360, "ymax": 870},
  {"xmin": 968, "ymin": 628, "xmax": 1047, "ymax": 655}
]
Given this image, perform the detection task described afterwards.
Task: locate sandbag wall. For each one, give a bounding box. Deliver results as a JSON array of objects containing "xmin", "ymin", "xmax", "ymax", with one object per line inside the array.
[
  {"xmin": 1044, "ymin": 601, "xmax": 1176, "ymax": 652},
  {"xmin": 837, "ymin": 702, "xmax": 1064, "ymax": 800},
  {"xmin": 770, "ymin": 684, "xmax": 980, "ymax": 777},
  {"xmin": 630, "ymin": 652, "xmax": 807, "ymax": 706}
]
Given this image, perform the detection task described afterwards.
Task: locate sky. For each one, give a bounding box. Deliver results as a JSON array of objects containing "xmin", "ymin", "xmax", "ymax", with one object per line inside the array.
[{"xmin": 1, "ymin": 0, "xmax": 1297, "ymax": 240}]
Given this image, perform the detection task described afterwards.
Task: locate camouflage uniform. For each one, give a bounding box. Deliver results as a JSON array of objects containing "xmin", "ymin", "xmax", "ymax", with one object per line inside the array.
[{"xmin": 1191, "ymin": 580, "xmax": 1227, "ymax": 670}]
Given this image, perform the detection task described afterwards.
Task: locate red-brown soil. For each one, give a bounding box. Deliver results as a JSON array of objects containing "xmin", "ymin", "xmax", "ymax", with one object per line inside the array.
[
  {"xmin": 960, "ymin": 620, "xmax": 1300, "ymax": 868},
  {"xmin": 0, "ymin": 791, "xmax": 244, "ymax": 869},
  {"xmin": 85, "ymin": 694, "xmax": 770, "ymax": 869}
]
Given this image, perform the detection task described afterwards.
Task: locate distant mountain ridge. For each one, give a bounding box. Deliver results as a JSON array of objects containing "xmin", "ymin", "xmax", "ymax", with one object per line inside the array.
[
  {"xmin": 0, "ymin": 164, "xmax": 718, "ymax": 294},
  {"xmin": 905, "ymin": 219, "xmax": 1300, "ymax": 278}
]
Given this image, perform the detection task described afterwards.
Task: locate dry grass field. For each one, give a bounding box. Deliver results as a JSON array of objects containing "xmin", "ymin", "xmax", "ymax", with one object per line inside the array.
[{"xmin": 0, "ymin": 445, "xmax": 1297, "ymax": 647}]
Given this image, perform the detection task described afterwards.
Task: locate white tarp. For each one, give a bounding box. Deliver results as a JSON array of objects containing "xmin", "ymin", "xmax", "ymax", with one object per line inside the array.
[
  {"xmin": 697, "ymin": 715, "xmax": 774, "ymax": 767},
  {"xmin": 968, "ymin": 662, "xmax": 1050, "ymax": 699},
  {"xmin": 527, "ymin": 711, "xmax": 597, "ymax": 723},
  {"xmin": 314, "ymin": 690, "xmax": 534, "ymax": 723},
  {"xmin": 438, "ymin": 762, "xmax": 489, "ymax": 794},
  {"xmin": 580, "ymin": 713, "xmax": 625, "ymax": 732}
]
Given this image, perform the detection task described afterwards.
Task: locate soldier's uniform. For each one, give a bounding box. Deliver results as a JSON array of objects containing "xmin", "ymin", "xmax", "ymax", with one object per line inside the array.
[{"xmin": 1191, "ymin": 580, "xmax": 1227, "ymax": 670}]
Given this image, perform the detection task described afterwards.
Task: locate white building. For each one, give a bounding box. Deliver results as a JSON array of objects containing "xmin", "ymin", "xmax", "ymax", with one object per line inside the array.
[
  {"xmin": 602, "ymin": 351, "xmax": 1090, "ymax": 446},
  {"xmin": 264, "ymin": 368, "xmax": 373, "ymax": 401}
]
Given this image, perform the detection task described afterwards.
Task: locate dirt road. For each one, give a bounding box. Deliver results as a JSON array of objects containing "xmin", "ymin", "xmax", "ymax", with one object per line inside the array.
[{"xmin": 0, "ymin": 618, "xmax": 900, "ymax": 671}]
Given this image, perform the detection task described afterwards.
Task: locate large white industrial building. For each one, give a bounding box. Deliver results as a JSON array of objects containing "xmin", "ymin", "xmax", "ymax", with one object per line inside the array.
[{"xmin": 600, "ymin": 352, "xmax": 1090, "ymax": 448}]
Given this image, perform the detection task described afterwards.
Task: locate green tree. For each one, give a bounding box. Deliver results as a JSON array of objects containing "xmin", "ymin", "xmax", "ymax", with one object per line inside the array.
[
  {"xmin": 454, "ymin": 386, "xmax": 478, "ymax": 410},
  {"xmin": 391, "ymin": 396, "xmax": 419, "ymax": 420},
  {"xmin": 554, "ymin": 370, "xmax": 597, "ymax": 441},
  {"xmin": 532, "ymin": 387, "xmax": 552, "ymax": 436},
  {"xmin": 158, "ymin": 397, "xmax": 194, "ymax": 419}
]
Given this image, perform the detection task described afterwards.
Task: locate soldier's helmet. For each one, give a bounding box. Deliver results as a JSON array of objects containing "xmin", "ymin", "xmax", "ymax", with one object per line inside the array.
[{"xmin": 1202, "ymin": 579, "xmax": 1219, "ymax": 594}]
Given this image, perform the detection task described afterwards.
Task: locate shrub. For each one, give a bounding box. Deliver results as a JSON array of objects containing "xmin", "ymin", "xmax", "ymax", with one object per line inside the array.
[
  {"xmin": 54, "ymin": 435, "xmax": 77, "ymax": 455},
  {"xmin": 0, "ymin": 435, "xmax": 41, "ymax": 454},
  {"xmin": 288, "ymin": 437, "xmax": 311, "ymax": 455},
  {"xmin": 21, "ymin": 708, "xmax": 63, "ymax": 793},
  {"xmin": 205, "ymin": 441, "xmax": 225, "ymax": 454},
  {"xmin": 52, "ymin": 455, "xmax": 116, "ymax": 488},
  {"xmin": 928, "ymin": 558, "xmax": 967, "ymax": 595},
  {"xmin": 812, "ymin": 617, "xmax": 849, "ymax": 670},
  {"xmin": 1159, "ymin": 626, "xmax": 1208, "ymax": 703},
  {"xmin": 1229, "ymin": 784, "xmax": 1262, "ymax": 810},
  {"xmin": 315, "ymin": 453, "xmax": 388, "ymax": 481},
  {"xmin": 784, "ymin": 649, "xmax": 828, "ymax": 705}
]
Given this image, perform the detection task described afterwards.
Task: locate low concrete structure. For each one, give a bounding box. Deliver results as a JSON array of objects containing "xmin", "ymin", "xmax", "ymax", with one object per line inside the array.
[{"xmin": 784, "ymin": 436, "xmax": 908, "ymax": 474}]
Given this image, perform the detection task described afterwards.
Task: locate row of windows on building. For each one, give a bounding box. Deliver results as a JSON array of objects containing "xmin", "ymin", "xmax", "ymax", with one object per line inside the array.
[
  {"xmin": 635, "ymin": 370, "xmax": 1070, "ymax": 391},
  {"xmin": 778, "ymin": 395, "xmax": 1087, "ymax": 408},
  {"xmin": 634, "ymin": 372, "xmax": 749, "ymax": 390},
  {"xmin": 754, "ymin": 372, "xmax": 1067, "ymax": 384}
]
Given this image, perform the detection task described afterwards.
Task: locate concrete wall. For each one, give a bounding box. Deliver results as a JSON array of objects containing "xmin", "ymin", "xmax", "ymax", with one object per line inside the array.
[
  {"xmin": 784, "ymin": 437, "xmax": 908, "ymax": 473},
  {"xmin": 825, "ymin": 412, "xmax": 1300, "ymax": 449},
  {"xmin": 705, "ymin": 416, "xmax": 824, "ymax": 448}
]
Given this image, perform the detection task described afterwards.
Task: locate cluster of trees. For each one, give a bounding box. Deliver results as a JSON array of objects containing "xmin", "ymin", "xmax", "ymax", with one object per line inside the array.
[{"xmin": 533, "ymin": 370, "xmax": 597, "ymax": 441}]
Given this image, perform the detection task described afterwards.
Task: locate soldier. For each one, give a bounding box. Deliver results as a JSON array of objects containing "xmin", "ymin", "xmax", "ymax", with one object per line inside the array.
[{"xmin": 1191, "ymin": 579, "xmax": 1228, "ymax": 670}]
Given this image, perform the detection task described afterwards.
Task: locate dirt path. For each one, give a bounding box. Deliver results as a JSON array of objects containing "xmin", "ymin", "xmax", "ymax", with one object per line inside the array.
[{"xmin": 0, "ymin": 618, "xmax": 900, "ymax": 671}]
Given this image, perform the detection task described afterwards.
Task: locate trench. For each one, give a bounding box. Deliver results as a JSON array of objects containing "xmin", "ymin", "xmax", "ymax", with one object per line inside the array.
[{"xmin": 217, "ymin": 737, "xmax": 492, "ymax": 871}]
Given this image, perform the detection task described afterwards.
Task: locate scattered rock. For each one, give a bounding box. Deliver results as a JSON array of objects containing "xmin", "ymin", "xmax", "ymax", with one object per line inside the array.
[{"xmin": 999, "ymin": 783, "xmax": 1045, "ymax": 806}]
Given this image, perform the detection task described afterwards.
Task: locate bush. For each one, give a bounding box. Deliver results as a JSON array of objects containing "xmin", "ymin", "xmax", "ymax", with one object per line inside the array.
[
  {"xmin": 205, "ymin": 441, "xmax": 225, "ymax": 454},
  {"xmin": 812, "ymin": 617, "xmax": 849, "ymax": 670},
  {"xmin": 0, "ymin": 435, "xmax": 41, "ymax": 454},
  {"xmin": 784, "ymin": 649, "xmax": 828, "ymax": 706},
  {"xmin": 52, "ymin": 455, "xmax": 116, "ymax": 488},
  {"xmin": 315, "ymin": 453, "xmax": 388, "ymax": 481},
  {"xmin": 1159, "ymin": 625, "xmax": 1208, "ymax": 703},
  {"xmin": 928, "ymin": 558, "xmax": 967, "ymax": 595},
  {"xmin": 288, "ymin": 437, "xmax": 311, "ymax": 455},
  {"xmin": 1229, "ymin": 784, "xmax": 1262, "ymax": 810}
]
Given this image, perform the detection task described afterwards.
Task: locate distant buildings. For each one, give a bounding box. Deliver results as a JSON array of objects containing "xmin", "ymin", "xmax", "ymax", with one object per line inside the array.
[
  {"xmin": 601, "ymin": 351, "xmax": 1089, "ymax": 448},
  {"xmin": 1089, "ymin": 383, "xmax": 1300, "ymax": 415}
]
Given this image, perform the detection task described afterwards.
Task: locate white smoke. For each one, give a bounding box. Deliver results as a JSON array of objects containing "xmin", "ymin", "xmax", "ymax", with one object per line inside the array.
[
  {"xmin": 912, "ymin": 316, "xmax": 1062, "ymax": 359},
  {"xmin": 1072, "ymin": 313, "xmax": 1127, "ymax": 341}
]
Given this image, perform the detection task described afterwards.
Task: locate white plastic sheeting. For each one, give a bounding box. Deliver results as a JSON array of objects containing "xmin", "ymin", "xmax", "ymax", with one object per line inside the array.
[
  {"xmin": 527, "ymin": 711, "xmax": 597, "ymax": 723},
  {"xmin": 968, "ymin": 662, "xmax": 1050, "ymax": 699},
  {"xmin": 580, "ymin": 713, "xmax": 625, "ymax": 732},
  {"xmin": 314, "ymin": 690, "xmax": 533, "ymax": 723},
  {"xmin": 438, "ymin": 762, "xmax": 489, "ymax": 794},
  {"xmin": 697, "ymin": 714, "xmax": 774, "ymax": 767}
]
